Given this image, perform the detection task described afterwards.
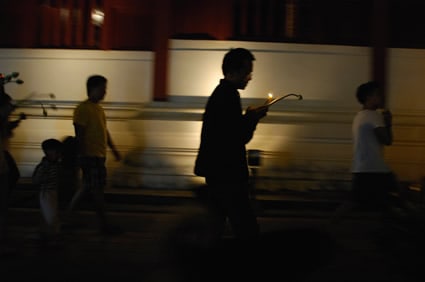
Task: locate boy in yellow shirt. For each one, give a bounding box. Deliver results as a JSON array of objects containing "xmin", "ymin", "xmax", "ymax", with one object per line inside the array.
[{"xmin": 68, "ymin": 75, "xmax": 121, "ymax": 235}]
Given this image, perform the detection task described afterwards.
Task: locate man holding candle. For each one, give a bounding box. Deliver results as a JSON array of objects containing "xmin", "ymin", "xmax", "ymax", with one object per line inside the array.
[{"xmin": 194, "ymin": 48, "xmax": 268, "ymax": 244}]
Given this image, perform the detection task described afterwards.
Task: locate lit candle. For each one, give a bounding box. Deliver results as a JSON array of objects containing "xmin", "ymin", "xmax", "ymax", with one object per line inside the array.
[{"xmin": 266, "ymin": 92, "xmax": 274, "ymax": 104}]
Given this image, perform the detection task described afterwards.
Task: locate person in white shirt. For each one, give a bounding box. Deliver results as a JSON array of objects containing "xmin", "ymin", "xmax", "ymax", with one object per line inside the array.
[{"xmin": 332, "ymin": 81, "xmax": 398, "ymax": 223}]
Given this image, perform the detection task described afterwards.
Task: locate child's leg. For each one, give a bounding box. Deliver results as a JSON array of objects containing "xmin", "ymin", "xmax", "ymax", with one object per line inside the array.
[{"xmin": 40, "ymin": 191, "xmax": 60, "ymax": 238}]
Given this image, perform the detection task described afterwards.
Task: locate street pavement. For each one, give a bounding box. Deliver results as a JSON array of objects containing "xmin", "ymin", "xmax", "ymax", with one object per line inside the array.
[{"xmin": 1, "ymin": 184, "xmax": 425, "ymax": 282}]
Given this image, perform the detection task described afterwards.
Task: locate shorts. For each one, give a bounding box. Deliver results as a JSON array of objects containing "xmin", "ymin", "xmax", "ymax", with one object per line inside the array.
[{"xmin": 79, "ymin": 157, "xmax": 106, "ymax": 191}]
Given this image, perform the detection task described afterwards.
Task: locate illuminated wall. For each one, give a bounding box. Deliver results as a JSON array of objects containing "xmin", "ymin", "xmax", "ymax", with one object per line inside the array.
[
  {"xmin": 1, "ymin": 48, "xmax": 153, "ymax": 181},
  {"xmin": 2, "ymin": 40, "xmax": 425, "ymax": 191}
]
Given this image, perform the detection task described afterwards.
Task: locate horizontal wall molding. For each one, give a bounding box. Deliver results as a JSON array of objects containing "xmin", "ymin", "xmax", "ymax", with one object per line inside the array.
[
  {"xmin": 5, "ymin": 41, "xmax": 425, "ymax": 189},
  {"xmin": 0, "ymin": 48, "xmax": 154, "ymax": 61},
  {"xmin": 170, "ymin": 40, "xmax": 370, "ymax": 56}
]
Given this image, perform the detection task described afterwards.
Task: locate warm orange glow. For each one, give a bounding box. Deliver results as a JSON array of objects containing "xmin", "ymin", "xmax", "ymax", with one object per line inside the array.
[
  {"xmin": 91, "ymin": 9, "xmax": 104, "ymax": 26},
  {"xmin": 266, "ymin": 92, "xmax": 274, "ymax": 104}
]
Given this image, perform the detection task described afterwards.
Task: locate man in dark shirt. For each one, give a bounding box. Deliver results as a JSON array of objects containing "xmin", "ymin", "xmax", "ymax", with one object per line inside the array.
[{"xmin": 194, "ymin": 48, "xmax": 268, "ymax": 243}]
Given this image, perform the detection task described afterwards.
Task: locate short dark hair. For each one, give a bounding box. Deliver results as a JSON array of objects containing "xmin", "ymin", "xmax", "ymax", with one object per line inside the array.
[
  {"xmin": 41, "ymin": 138, "xmax": 62, "ymax": 153},
  {"xmin": 356, "ymin": 81, "xmax": 379, "ymax": 104},
  {"xmin": 222, "ymin": 48, "xmax": 255, "ymax": 76},
  {"xmin": 86, "ymin": 75, "xmax": 107, "ymax": 95}
]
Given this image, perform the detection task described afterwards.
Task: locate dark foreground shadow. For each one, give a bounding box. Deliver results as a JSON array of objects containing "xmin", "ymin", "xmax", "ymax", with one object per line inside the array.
[{"xmin": 165, "ymin": 225, "xmax": 336, "ymax": 282}]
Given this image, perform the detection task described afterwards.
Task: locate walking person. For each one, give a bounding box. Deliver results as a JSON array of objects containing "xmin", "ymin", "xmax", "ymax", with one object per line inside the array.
[
  {"xmin": 0, "ymin": 77, "xmax": 24, "ymax": 196},
  {"xmin": 331, "ymin": 81, "xmax": 399, "ymax": 224},
  {"xmin": 0, "ymin": 93, "xmax": 13, "ymax": 254},
  {"xmin": 68, "ymin": 75, "xmax": 122, "ymax": 235},
  {"xmin": 0, "ymin": 91, "xmax": 24, "ymax": 255},
  {"xmin": 32, "ymin": 138, "xmax": 63, "ymax": 246},
  {"xmin": 194, "ymin": 48, "xmax": 268, "ymax": 244}
]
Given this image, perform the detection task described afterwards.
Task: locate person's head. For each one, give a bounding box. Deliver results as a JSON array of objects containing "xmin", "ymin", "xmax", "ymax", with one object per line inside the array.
[
  {"xmin": 356, "ymin": 81, "xmax": 381, "ymax": 109},
  {"xmin": 86, "ymin": 75, "xmax": 107, "ymax": 102},
  {"xmin": 222, "ymin": 48, "xmax": 255, "ymax": 90},
  {"xmin": 41, "ymin": 138, "xmax": 63, "ymax": 162}
]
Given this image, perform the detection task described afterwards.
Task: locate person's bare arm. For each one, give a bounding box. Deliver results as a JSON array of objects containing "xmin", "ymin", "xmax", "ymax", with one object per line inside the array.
[
  {"xmin": 107, "ymin": 131, "xmax": 121, "ymax": 161},
  {"xmin": 375, "ymin": 110, "xmax": 393, "ymax": 145},
  {"xmin": 74, "ymin": 123, "xmax": 86, "ymax": 155}
]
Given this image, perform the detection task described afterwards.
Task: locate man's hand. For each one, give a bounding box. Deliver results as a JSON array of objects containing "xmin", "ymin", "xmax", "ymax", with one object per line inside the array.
[{"xmin": 246, "ymin": 105, "xmax": 268, "ymax": 120}]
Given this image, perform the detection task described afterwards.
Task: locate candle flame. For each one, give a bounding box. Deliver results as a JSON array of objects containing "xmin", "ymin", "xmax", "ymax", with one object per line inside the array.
[{"xmin": 268, "ymin": 93, "xmax": 273, "ymax": 99}]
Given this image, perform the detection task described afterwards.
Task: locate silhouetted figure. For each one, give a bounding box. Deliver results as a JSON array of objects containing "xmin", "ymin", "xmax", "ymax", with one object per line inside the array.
[
  {"xmin": 194, "ymin": 48, "xmax": 268, "ymax": 243},
  {"xmin": 32, "ymin": 138, "xmax": 63, "ymax": 245},
  {"xmin": 332, "ymin": 81, "xmax": 399, "ymax": 224},
  {"xmin": 0, "ymin": 94, "xmax": 24, "ymax": 195},
  {"xmin": 68, "ymin": 75, "xmax": 122, "ymax": 235},
  {"xmin": 59, "ymin": 136, "xmax": 79, "ymax": 209},
  {"xmin": 0, "ymin": 91, "xmax": 24, "ymax": 255}
]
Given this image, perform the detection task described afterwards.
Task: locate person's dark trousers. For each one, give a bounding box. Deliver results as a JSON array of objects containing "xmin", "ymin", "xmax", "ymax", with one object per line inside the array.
[
  {"xmin": 351, "ymin": 172, "xmax": 399, "ymax": 211},
  {"xmin": 4, "ymin": 150, "xmax": 19, "ymax": 195},
  {"xmin": 205, "ymin": 176, "xmax": 259, "ymax": 243}
]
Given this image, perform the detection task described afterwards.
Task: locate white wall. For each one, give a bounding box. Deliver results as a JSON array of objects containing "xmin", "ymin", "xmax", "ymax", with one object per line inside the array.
[
  {"xmin": 385, "ymin": 48, "xmax": 425, "ymax": 181},
  {"xmin": 1, "ymin": 48, "xmax": 154, "ymax": 179},
  {"xmin": 168, "ymin": 40, "xmax": 370, "ymax": 106},
  {"xmin": 1, "ymin": 49, "xmax": 153, "ymax": 103},
  {"xmin": 3, "ymin": 40, "xmax": 425, "ymax": 191}
]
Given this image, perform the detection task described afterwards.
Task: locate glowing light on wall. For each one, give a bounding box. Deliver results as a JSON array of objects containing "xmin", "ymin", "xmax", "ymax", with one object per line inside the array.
[{"xmin": 91, "ymin": 9, "xmax": 104, "ymax": 26}]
